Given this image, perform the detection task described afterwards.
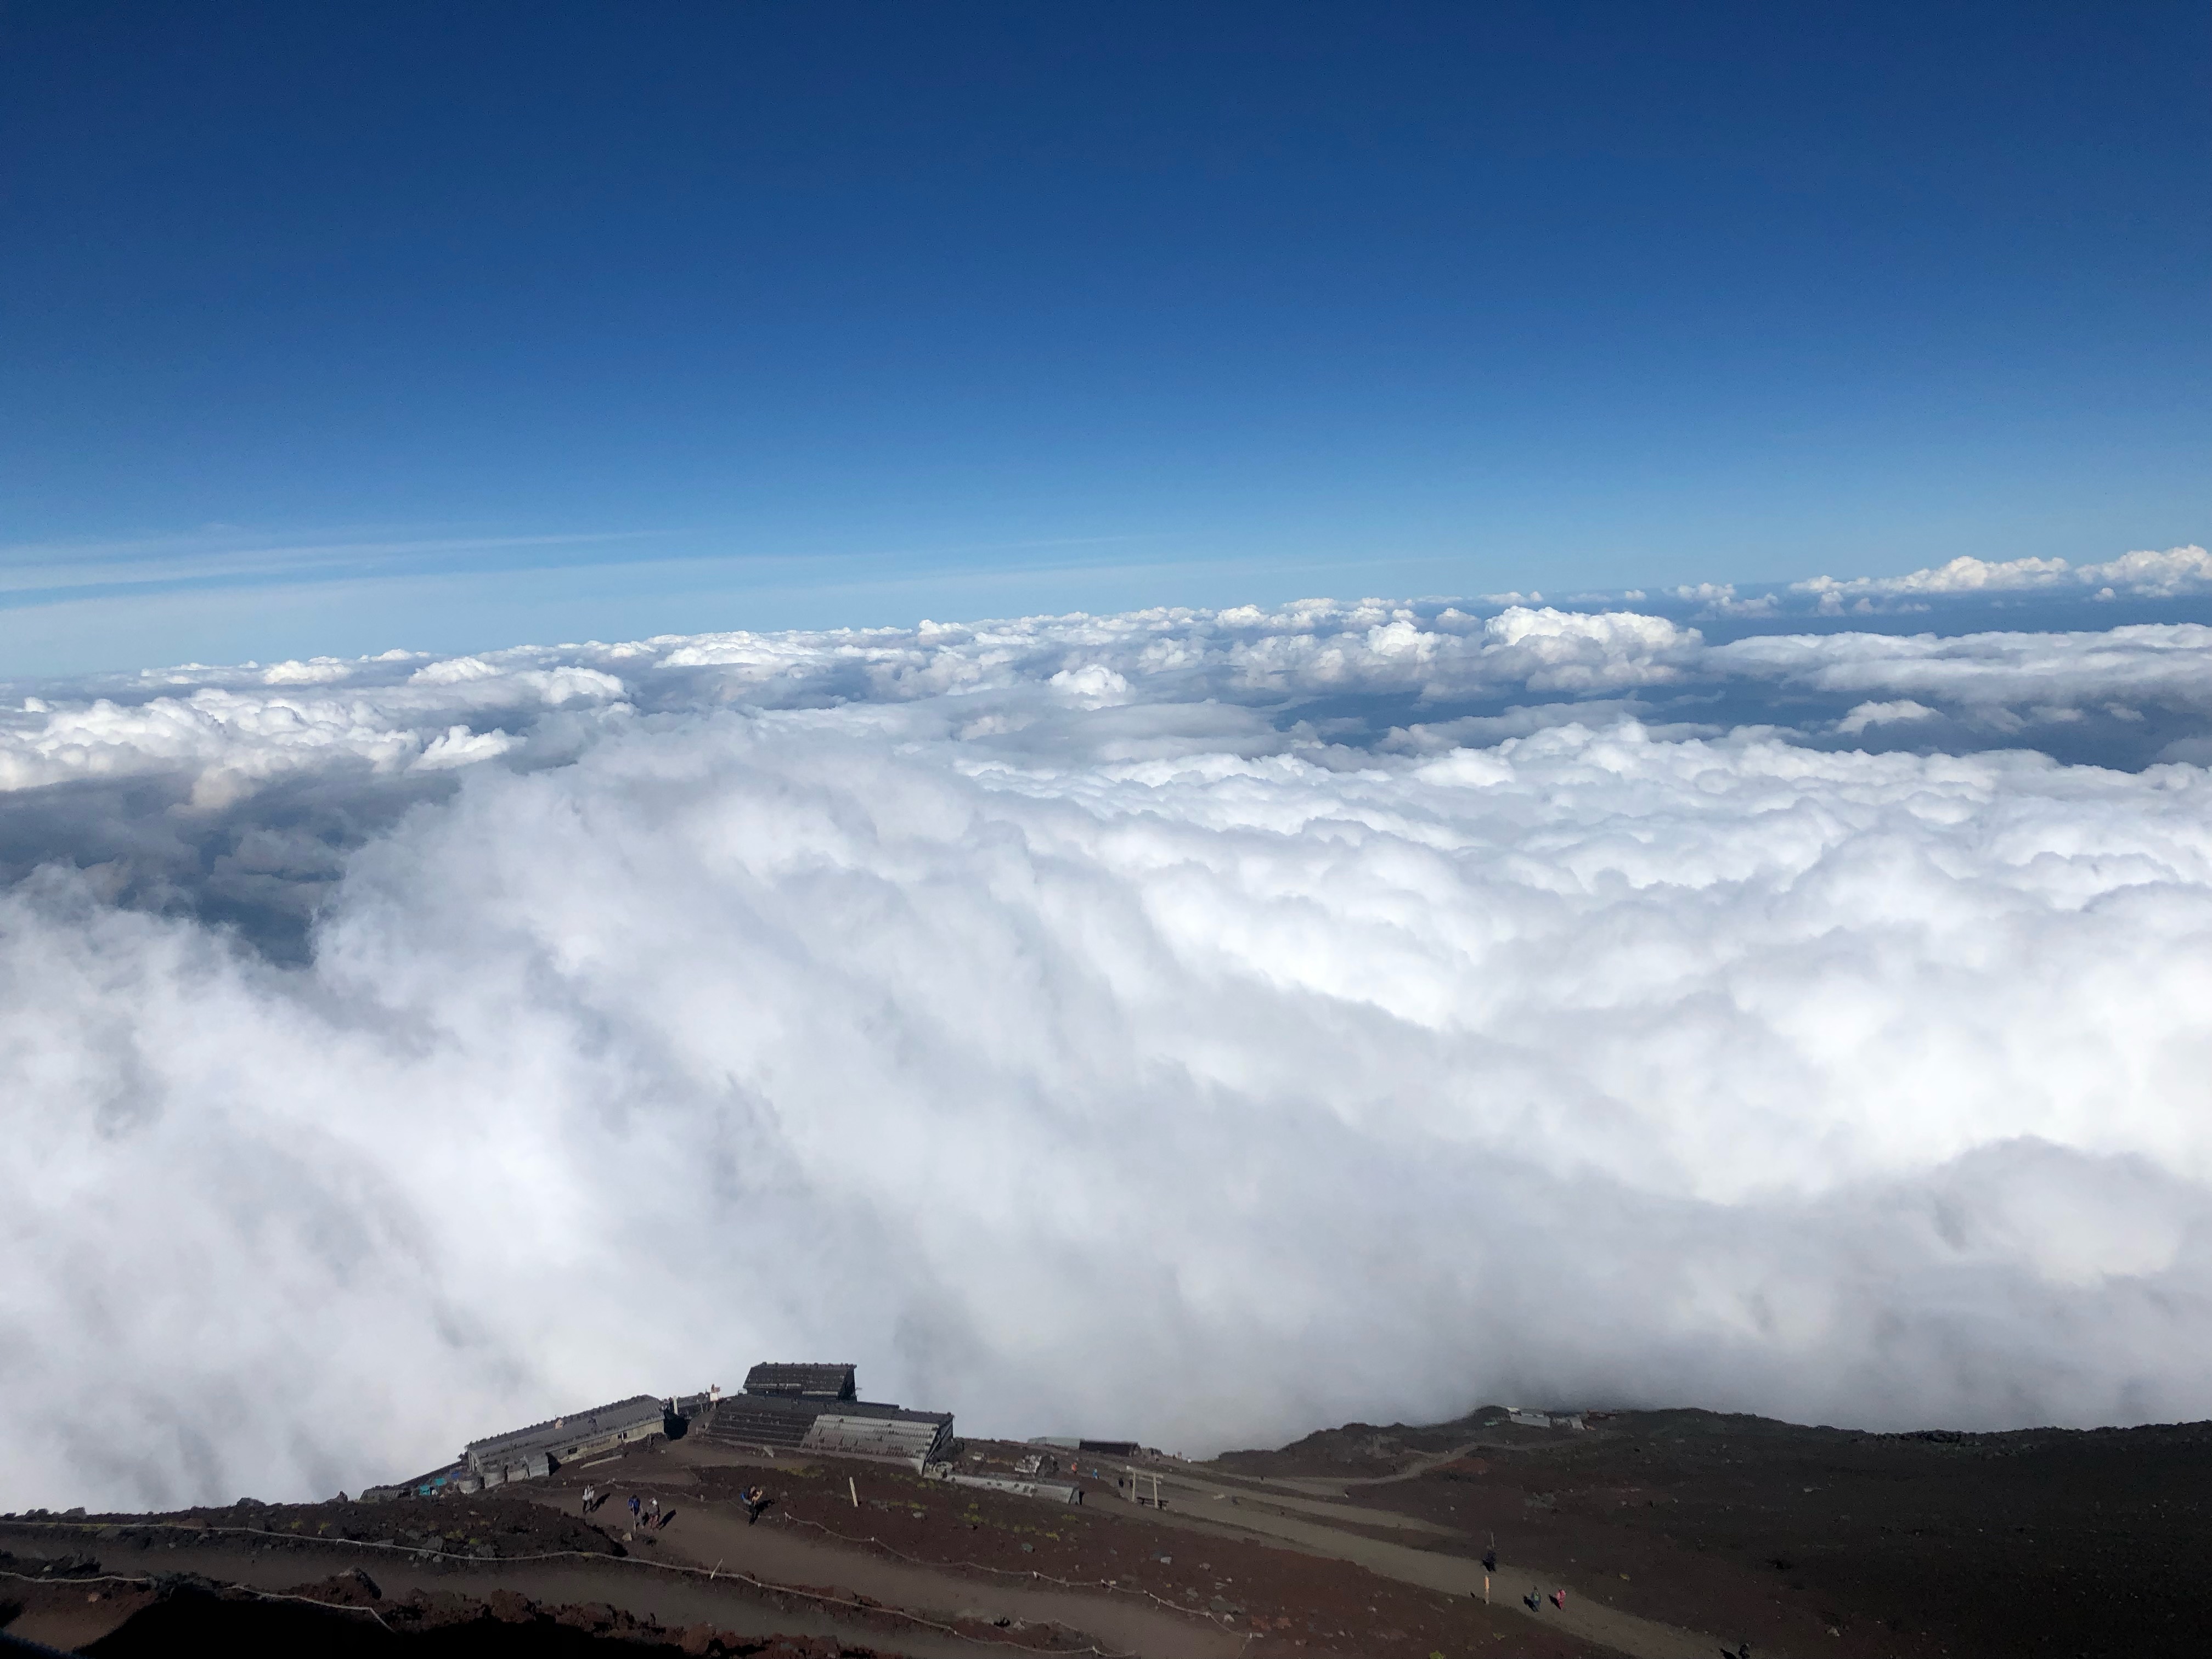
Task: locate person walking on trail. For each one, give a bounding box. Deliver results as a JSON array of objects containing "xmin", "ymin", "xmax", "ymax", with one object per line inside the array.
[
  {"xmin": 628, "ymin": 1494, "xmax": 641, "ymax": 1528},
  {"xmin": 741, "ymin": 1485, "xmax": 767, "ymax": 1525},
  {"xmin": 581, "ymin": 1485, "xmax": 596, "ymax": 1515},
  {"xmin": 1550, "ymin": 1589, "xmax": 1567, "ymax": 1610},
  {"xmin": 1482, "ymin": 1548, "xmax": 1497, "ymax": 1573},
  {"xmin": 1523, "ymin": 1589, "xmax": 1541, "ymax": 1611}
]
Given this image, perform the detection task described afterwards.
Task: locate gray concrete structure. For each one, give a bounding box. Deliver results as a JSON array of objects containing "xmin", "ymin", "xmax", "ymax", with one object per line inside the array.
[
  {"xmin": 799, "ymin": 1411, "xmax": 952, "ymax": 1466},
  {"xmin": 701, "ymin": 1364, "xmax": 952, "ymax": 1467},
  {"xmin": 929, "ymin": 1468, "xmax": 1082, "ymax": 1504},
  {"xmin": 464, "ymin": 1395, "xmax": 666, "ymax": 1479}
]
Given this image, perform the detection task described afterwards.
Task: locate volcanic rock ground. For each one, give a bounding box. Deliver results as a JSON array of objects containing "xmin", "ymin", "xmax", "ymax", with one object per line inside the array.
[{"xmin": 4, "ymin": 1406, "xmax": 2207, "ymax": 1657}]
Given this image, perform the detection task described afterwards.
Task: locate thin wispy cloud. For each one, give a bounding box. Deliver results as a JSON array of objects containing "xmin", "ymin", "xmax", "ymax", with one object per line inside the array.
[
  {"xmin": 0, "ymin": 528, "xmax": 675, "ymax": 606},
  {"xmin": 0, "ymin": 526, "xmax": 1197, "ymax": 627}
]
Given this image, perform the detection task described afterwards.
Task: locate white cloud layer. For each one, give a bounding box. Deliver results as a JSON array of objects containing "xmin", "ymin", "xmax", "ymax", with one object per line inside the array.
[
  {"xmin": 4, "ymin": 586, "xmax": 2212, "ymax": 1511},
  {"xmin": 1793, "ymin": 544, "xmax": 2212, "ymax": 610}
]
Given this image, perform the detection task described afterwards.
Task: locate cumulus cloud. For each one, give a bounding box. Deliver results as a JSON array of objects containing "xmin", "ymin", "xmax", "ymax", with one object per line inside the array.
[
  {"xmin": 3, "ymin": 586, "xmax": 2212, "ymax": 1511},
  {"xmin": 1793, "ymin": 545, "xmax": 2212, "ymax": 612},
  {"xmin": 1709, "ymin": 624, "xmax": 2212, "ymax": 748},
  {"xmin": 1835, "ymin": 700, "xmax": 1940, "ymax": 735}
]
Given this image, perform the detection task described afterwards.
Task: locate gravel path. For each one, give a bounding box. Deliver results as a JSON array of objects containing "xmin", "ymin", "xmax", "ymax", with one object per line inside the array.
[{"xmin": 1142, "ymin": 1463, "xmax": 1725, "ymax": 1659}]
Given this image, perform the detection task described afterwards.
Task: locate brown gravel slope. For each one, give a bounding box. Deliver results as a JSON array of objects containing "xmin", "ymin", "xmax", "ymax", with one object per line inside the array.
[
  {"xmin": 539, "ymin": 1435, "xmax": 1613, "ymax": 1658},
  {"xmin": 2, "ymin": 1431, "xmax": 1615, "ymax": 1659},
  {"xmin": 1214, "ymin": 1404, "xmax": 2212, "ymax": 1659}
]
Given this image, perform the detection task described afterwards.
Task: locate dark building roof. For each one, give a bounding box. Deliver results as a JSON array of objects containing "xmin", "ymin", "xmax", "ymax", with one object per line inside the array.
[
  {"xmin": 743, "ymin": 1363, "xmax": 857, "ymax": 1401},
  {"xmin": 701, "ymin": 1392, "xmax": 824, "ymax": 1451},
  {"xmin": 464, "ymin": 1395, "xmax": 665, "ymax": 1466}
]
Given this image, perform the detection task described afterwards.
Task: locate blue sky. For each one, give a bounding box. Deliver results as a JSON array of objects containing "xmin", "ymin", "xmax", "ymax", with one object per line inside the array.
[{"xmin": 3, "ymin": 1, "xmax": 2204, "ymax": 673}]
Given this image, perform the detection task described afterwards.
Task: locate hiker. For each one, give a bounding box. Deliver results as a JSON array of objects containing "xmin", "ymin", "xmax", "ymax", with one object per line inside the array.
[
  {"xmin": 581, "ymin": 1485, "xmax": 596, "ymax": 1515},
  {"xmin": 628, "ymin": 1494, "xmax": 641, "ymax": 1527},
  {"xmin": 647, "ymin": 1496, "xmax": 661, "ymax": 1526},
  {"xmin": 1524, "ymin": 1590, "xmax": 1541, "ymax": 1611},
  {"xmin": 741, "ymin": 1485, "xmax": 767, "ymax": 1525},
  {"xmin": 1550, "ymin": 1590, "xmax": 1566, "ymax": 1610},
  {"xmin": 1482, "ymin": 1548, "xmax": 1497, "ymax": 1573}
]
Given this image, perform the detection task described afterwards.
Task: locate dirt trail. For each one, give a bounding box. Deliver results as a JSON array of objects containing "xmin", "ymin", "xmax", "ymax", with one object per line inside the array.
[
  {"xmin": 0, "ymin": 1530, "xmax": 992, "ymax": 1657},
  {"xmin": 1199, "ymin": 1442, "xmax": 1494, "ymax": 1499},
  {"xmin": 1142, "ymin": 1465, "xmax": 1722, "ymax": 1659},
  {"xmin": 1144, "ymin": 1459, "xmax": 1462, "ymax": 1532},
  {"xmin": 537, "ymin": 1492, "xmax": 1240, "ymax": 1659}
]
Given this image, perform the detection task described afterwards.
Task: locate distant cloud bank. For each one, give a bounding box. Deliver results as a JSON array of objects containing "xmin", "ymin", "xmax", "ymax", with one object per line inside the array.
[
  {"xmin": 1795, "ymin": 544, "xmax": 2212, "ymax": 608},
  {"xmin": 1641, "ymin": 543, "xmax": 2212, "ymax": 619},
  {"xmin": 2, "ymin": 548, "xmax": 2210, "ymax": 1511}
]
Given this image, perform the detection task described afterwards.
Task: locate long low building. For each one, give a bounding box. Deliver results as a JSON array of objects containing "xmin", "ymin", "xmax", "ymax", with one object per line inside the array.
[
  {"xmin": 463, "ymin": 1394, "xmax": 669, "ymax": 1481},
  {"xmin": 368, "ymin": 1368, "xmax": 949, "ymax": 1498},
  {"xmin": 800, "ymin": 1410, "xmax": 947, "ymax": 1462},
  {"xmin": 929, "ymin": 1467, "xmax": 1082, "ymax": 1504},
  {"xmin": 697, "ymin": 1364, "xmax": 952, "ymax": 1468}
]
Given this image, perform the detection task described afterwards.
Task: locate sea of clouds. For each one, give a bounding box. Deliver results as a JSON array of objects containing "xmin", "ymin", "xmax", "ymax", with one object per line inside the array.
[{"xmin": 4, "ymin": 545, "xmax": 2211, "ymax": 1510}]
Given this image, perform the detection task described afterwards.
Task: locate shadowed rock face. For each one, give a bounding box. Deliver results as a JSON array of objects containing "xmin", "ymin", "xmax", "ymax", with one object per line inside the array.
[{"xmin": 71, "ymin": 1583, "xmax": 814, "ymax": 1657}]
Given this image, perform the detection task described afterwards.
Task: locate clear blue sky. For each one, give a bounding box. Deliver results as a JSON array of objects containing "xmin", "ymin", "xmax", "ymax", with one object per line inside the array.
[{"xmin": 3, "ymin": 1, "xmax": 2204, "ymax": 672}]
